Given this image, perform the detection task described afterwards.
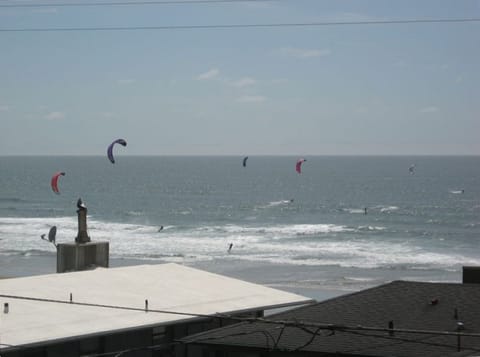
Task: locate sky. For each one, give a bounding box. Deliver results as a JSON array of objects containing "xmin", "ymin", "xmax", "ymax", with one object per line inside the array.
[{"xmin": 0, "ymin": 0, "xmax": 479, "ymax": 156}]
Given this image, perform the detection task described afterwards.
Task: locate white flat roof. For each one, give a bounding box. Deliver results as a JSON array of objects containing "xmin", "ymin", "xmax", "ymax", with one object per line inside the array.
[{"xmin": 0, "ymin": 263, "xmax": 312, "ymax": 350}]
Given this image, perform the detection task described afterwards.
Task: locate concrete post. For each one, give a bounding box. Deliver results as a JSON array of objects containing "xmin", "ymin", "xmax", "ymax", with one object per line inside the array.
[
  {"xmin": 57, "ymin": 198, "xmax": 109, "ymax": 273},
  {"xmin": 75, "ymin": 198, "xmax": 90, "ymax": 243}
]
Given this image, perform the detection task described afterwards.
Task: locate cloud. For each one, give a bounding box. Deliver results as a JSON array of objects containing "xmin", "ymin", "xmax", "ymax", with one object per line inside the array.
[
  {"xmin": 242, "ymin": 1, "xmax": 273, "ymax": 9},
  {"xmin": 44, "ymin": 111, "xmax": 65, "ymax": 120},
  {"xmin": 231, "ymin": 77, "xmax": 256, "ymax": 87},
  {"xmin": 355, "ymin": 106, "xmax": 368, "ymax": 114},
  {"xmin": 196, "ymin": 68, "xmax": 220, "ymax": 80},
  {"xmin": 101, "ymin": 112, "xmax": 115, "ymax": 119},
  {"xmin": 0, "ymin": 105, "xmax": 9, "ymax": 112},
  {"xmin": 426, "ymin": 64, "xmax": 449, "ymax": 72},
  {"xmin": 236, "ymin": 95, "xmax": 266, "ymax": 103},
  {"xmin": 329, "ymin": 12, "xmax": 380, "ymax": 22},
  {"xmin": 32, "ymin": 7, "xmax": 58, "ymax": 14},
  {"xmin": 117, "ymin": 79, "xmax": 135, "ymax": 85},
  {"xmin": 281, "ymin": 47, "xmax": 332, "ymax": 59},
  {"xmin": 420, "ymin": 106, "xmax": 439, "ymax": 113},
  {"xmin": 392, "ymin": 60, "xmax": 407, "ymax": 67}
]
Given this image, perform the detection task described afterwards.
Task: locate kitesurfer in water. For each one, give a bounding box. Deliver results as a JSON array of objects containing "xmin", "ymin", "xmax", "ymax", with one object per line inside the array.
[
  {"xmin": 158, "ymin": 225, "xmax": 164, "ymax": 232},
  {"xmin": 228, "ymin": 243, "xmax": 233, "ymax": 253},
  {"xmin": 364, "ymin": 207, "xmax": 368, "ymax": 215}
]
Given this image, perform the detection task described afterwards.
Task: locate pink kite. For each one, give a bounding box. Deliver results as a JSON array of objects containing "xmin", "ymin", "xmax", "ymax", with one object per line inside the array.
[{"xmin": 296, "ymin": 158, "xmax": 306, "ymax": 174}]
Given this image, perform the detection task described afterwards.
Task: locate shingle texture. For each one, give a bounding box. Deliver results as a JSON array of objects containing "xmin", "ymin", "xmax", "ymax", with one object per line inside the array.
[{"xmin": 182, "ymin": 281, "xmax": 480, "ymax": 356}]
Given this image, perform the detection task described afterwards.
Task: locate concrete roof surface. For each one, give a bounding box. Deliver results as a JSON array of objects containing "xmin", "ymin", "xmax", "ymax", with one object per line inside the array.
[{"xmin": 0, "ymin": 263, "xmax": 312, "ymax": 350}]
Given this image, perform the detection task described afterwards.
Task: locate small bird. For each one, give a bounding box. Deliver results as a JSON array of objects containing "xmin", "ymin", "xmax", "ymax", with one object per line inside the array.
[{"xmin": 77, "ymin": 198, "xmax": 86, "ymax": 209}]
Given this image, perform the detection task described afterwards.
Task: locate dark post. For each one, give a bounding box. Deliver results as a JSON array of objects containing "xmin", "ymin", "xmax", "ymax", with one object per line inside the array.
[
  {"xmin": 388, "ymin": 320, "xmax": 394, "ymax": 336},
  {"xmin": 75, "ymin": 198, "xmax": 90, "ymax": 243},
  {"xmin": 457, "ymin": 322, "xmax": 464, "ymax": 351}
]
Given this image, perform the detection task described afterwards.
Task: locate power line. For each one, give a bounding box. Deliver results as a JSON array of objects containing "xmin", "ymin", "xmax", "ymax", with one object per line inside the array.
[
  {"xmin": 0, "ymin": 17, "xmax": 479, "ymax": 32},
  {"xmin": 183, "ymin": 323, "xmax": 480, "ymax": 354},
  {"xmin": 2, "ymin": 292, "xmax": 480, "ymax": 355},
  {"xmin": 0, "ymin": 0, "xmax": 274, "ymax": 8},
  {"xmin": 2, "ymin": 292, "xmax": 480, "ymax": 339},
  {"xmin": 341, "ymin": 328, "xmax": 480, "ymax": 354},
  {"xmin": 0, "ymin": 293, "xmax": 215, "ymax": 319}
]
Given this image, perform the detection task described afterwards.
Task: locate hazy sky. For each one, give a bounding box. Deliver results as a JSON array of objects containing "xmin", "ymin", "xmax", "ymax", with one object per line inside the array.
[{"xmin": 1, "ymin": 0, "xmax": 479, "ymax": 155}]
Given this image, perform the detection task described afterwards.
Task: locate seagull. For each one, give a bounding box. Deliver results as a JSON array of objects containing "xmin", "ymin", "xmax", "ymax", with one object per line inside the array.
[{"xmin": 77, "ymin": 198, "xmax": 86, "ymax": 209}]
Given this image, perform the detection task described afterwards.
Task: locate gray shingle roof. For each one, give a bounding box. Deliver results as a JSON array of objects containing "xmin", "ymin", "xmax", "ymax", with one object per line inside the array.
[{"xmin": 181, "ymin": 281, "xmax": 480, "ymax": 356}]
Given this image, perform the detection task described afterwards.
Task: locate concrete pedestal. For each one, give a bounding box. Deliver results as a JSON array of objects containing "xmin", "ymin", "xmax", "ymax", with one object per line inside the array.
[
  {"xmin": 463, "ymin": 266, "xmax": 480, "ymax": 284},
  {"xmin": 57, "ymin": 242, "xmax": 109, "ymax": 273}
]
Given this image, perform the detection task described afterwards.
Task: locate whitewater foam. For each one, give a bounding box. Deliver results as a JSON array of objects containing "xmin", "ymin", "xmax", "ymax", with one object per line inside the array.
[{"xmin": 1, "ymin": 215, "xmax": 479, "ymax": 271}]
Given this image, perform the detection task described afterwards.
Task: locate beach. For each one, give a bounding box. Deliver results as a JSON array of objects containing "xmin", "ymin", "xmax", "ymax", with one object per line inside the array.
[
  {"xmin": 0, "ymin": 252, "xmax": 463, "ymax": 302},
  {"xmin": 0, "ymin": 156, "xmax": 478, "ymax": 301}
]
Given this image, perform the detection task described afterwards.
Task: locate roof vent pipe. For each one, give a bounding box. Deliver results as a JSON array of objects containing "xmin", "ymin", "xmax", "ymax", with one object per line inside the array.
[
  {"xmin": 463, "ymin": 266, "xmax": 480, "ymax": 284},
  {"xmin": 388, "ymin": 320, "xmax": 394, "ymax": 336}
]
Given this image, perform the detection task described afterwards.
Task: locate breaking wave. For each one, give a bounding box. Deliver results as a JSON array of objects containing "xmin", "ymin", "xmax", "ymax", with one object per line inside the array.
[{"xmin": 1, "ymin": 216, "xmax": 479, "ymax": 271}]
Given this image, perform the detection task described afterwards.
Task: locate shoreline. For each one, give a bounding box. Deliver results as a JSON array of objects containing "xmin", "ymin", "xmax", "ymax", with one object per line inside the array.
[{"xmin": 0, "ymin": 254, "xmax": 463, "ymax": 302}]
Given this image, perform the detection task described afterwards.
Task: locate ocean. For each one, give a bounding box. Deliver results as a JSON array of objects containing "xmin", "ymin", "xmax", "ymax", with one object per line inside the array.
[{"xmin": 1, "ymin": 156, "xmax": 479, "ymax": 300}]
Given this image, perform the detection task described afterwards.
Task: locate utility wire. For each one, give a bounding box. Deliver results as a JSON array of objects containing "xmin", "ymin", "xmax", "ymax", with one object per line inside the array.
[
  {"xmin": 1, "ymin": 18, "xmax": 479, "ymax": 32},
  {"xmin": 341, "ymin": 328, "xmax": 480, "ymax": 354},
  {"xmin": 0, "ymin": 293, "xmax": 215, "ymax": 319},
  {"xmin": 0, "ymin": 0, "xmax": 274, "ymax": 8},
  {"xmin": 188, "ymin": 322, "xmax": 480, "ymax": 354},
  {"xmin": 2, "ymin": 293, "xmax": 480, "ymax": 339},
  {"xmin": 293, "ymin": 326, "xmax": 323, "ymax": 351},
  {"xmin": 2, "ymin": 293, "xmax": 480, "ymax": 356}
]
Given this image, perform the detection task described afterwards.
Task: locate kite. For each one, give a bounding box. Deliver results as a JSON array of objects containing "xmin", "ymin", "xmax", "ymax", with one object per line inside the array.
[
  {"xmin": 107, "ymin": 138, "xmax": 127, "ymax": 164},
  {"xmin": 51, "ymin": 171, "xmax": 65, "ymax": 194},
  {"xmin": 296, "ymin": 158, "xmax": 306, "ymax": 174}
]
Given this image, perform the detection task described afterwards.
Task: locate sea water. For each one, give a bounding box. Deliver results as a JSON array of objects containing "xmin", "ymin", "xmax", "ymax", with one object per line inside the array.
[{"xmin": 0, "ymin": 156, "xmax": 479, "ymax": 298}]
